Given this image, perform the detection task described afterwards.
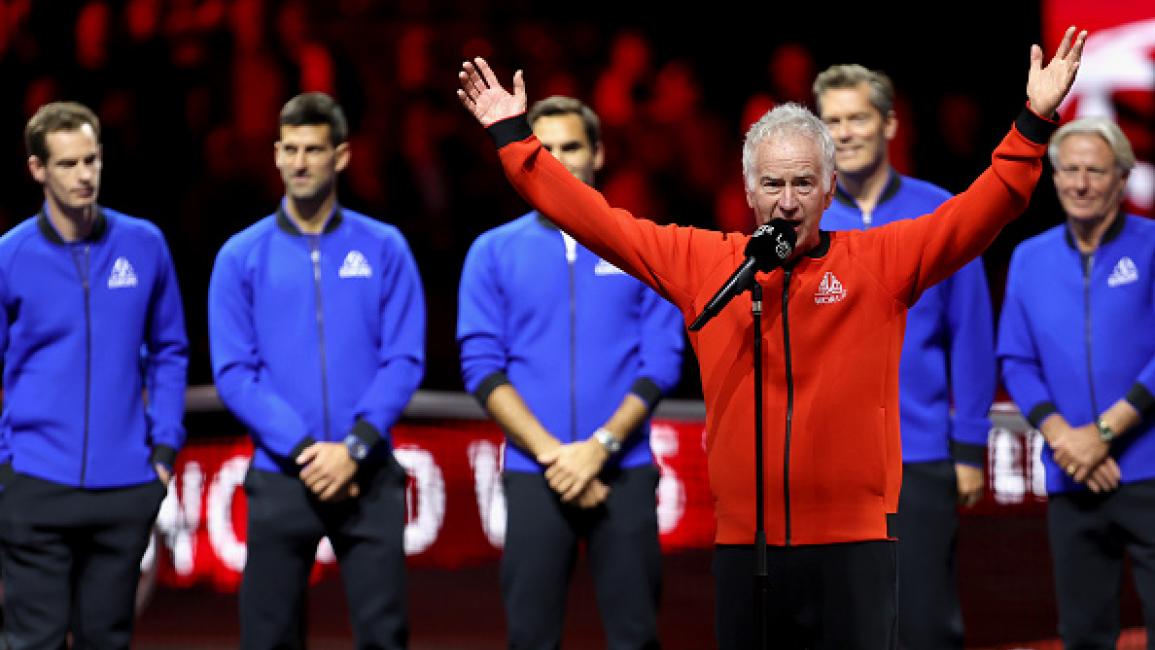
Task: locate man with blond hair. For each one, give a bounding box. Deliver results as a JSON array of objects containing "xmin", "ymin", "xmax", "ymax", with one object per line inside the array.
[{"xmin": 815, "ymin": 64, "xmax": 995, "ymax": 649}]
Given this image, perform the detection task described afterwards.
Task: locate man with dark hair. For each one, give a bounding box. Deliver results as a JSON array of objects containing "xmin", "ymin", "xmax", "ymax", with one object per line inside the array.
[
  {"xmin": 0, "ymin": 100, "xmax": 188, "ymax": 648},
  {"xmin": 457, "ymin": 27, "xmax": 1085, "ymax": 649},
  {"xmin": 999, "ymin": 116, "xmax": 1155, "ymax": 648},
  {"xmin": 209, "ymin": 91, "xmax": 424, "ymax": 648},
  {"xmin": 815, "ymin": 64, "xmax": 995, "ymax": 649},
  {"xmin": 458, "ymin": 95, "xmax": 683, "ymax": 649}
]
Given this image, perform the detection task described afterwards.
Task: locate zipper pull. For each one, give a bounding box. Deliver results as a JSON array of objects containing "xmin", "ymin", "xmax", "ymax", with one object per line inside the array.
[{"xmin": 561, "ymin": 231, "xmax": 577, "ymax": 264}]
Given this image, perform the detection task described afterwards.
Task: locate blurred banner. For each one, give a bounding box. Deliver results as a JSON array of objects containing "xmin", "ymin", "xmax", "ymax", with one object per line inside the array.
[
  {"xmin": 1047, "ymin": 0, "xmax": 1155, "ymax": 216},
  {"xmin": 146, "ymin": 404, "xmax": 1043, "ymax": 592}
]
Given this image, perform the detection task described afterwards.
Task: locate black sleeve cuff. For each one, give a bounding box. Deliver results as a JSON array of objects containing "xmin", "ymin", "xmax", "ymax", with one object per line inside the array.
[
  {"xmin": 1015, "ymin": 103, "xmax": 1059, "ymax": 145},
  {"xmin": 1026, "ymin": 401, "xmax": 1059, "ymax": 429},
  {"xmin": 951, "ymin": 441, "xmax": 987, "ymax": 467},
  {"xmin": 288, "ymin": 436, "xmax": 318, "ymax": 464},
  {"xmin": 1126, "ymin": 383, "xmax": 1155, "ymax": 418},
  {"xmin": 472, "ymin": 371, "xmax": 512, "ymax": 408},
  {"xmin": 351, "ymin": 419, "xmax": 383, "ymax": 447},
  {"xmin": 150, "ymin": 444, "xmax": 178, "ymax": 469},
  {"xmin": 630, "ymin": 377, "xmax": 664, "ymax": 410},
  {"xmin": 487, "ymin": 114, "xmax": 533, "ymax": 149}
]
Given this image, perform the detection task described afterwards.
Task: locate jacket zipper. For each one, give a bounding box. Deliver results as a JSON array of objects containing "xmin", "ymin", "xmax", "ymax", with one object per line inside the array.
[
  {"xmin": 70, "ymin": 245, "xmax": 92, "ymax": 486},
  {"xmin": 781, "ymin": 268, "xmax": 794, "ymax": 546},
  {"xmin": 309, "ymin": 238, "xmax": 332, "ymax": 439},
  {"xmin": 1082, "ymin": 253, "xmax": 1099, "ymax": 415},
  {"xmin": 563, "ymin": 233, "xmax": 578, "ymax": 441}
]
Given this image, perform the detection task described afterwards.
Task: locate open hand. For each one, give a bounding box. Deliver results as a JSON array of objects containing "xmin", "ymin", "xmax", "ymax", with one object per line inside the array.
[
  {"xmin": 1026, "ymin": 25, "xmax": 1088, "ymax": 117},
  {"xmin": 457, "ymin": 57, "xmax": 527, "ymax": 127}
]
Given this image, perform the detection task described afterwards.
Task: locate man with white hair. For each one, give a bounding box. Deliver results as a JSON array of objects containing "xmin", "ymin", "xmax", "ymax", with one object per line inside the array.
[
  {"xmin": 998, "ymin": 116, "xmax": 1155, "ymax": 648},
  {"xmin": 457, "ymin": 27, "xmax": 1086, "ymax": 649}
]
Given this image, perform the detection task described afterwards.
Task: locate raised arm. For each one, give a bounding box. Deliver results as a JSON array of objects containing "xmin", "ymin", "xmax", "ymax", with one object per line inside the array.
[
  {"xmin": 457, "ymin": 58, "xmax": 733, "ymax": 310},
  {"xmin": 863, "ymin": 27, "xmax": 1088, "ymax": 304}
]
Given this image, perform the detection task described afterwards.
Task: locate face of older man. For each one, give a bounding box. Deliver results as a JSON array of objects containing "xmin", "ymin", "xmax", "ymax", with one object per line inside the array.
[
  {"xmin": 745, "ymin": 133, "xmax": 836, "ymax": 261},
  {"xmin": 1053, "ymin": 133, "xmax": 1127, "ymax": 225}
]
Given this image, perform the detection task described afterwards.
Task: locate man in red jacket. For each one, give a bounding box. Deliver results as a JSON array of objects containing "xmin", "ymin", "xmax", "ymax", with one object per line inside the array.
[{"xmin": 456, "ymin": 27, "xmax": 1086, "ymax": 650}]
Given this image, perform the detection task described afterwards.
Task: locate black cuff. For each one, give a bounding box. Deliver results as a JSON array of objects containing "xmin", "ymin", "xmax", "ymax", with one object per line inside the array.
[
  {"xmin": 1127, "ymin": 383, "xmax": 1155, "ymax": 418},
  {"xmin": 150, "ymin": 445, "xmax": 178, "ymax": 469},
  {"xmin": 351, "ymin": 419, "xmax": 383, "ymax": 447},
  {"xmin": 1015, "ymin": 103, "xmax": 1059, "ymax": 145},
  {"xmin": 630, "ymin": 377, "xmax": 664, "ymax": 410},
  {"xmin": 951, "ymin": 441, "xmax": 987, "ymax": 467},
  {"xmin": 288, "ymin": 436, "xmax": 318, "ymax": 464},
  {"xmin": 472, "ymin": 371, "xmax": 511, "ymax": 408},
  {"xmin": 487, "ymin": 114, "xmax": 533, "ymax": 149},
  {"xmin": 1026, "ymin": 401, "xmax": 1059, "ymax": 429}
]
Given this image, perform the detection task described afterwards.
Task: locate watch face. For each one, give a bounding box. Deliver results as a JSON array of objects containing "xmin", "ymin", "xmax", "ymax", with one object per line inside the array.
[{"xmin": 347, "ymin": 438, "xmax": 369, "ymax": 461}]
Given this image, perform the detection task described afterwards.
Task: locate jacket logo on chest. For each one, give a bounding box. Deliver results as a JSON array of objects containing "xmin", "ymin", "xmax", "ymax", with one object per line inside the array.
[
  {"xmin": 814, "ymin": 272, "xmax": 846, "ymax": 304},
  {"xmin": 338, "ymin": 250, "xmax": 372, "ymax": 279},
  {"xmin": 107, "ymin": 257, "xmax": 138, "ymax": 289},
  {"xmin": 594, "ymin": 258, "xmax": 626, "ymax": 276},
  {"xmin": 1107, "ymin": 256, "xmax": 1139, "ymax": 288}
]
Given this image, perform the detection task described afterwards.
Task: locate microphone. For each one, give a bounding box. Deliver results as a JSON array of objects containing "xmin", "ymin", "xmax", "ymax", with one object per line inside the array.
[{"xmin": 688, "ymin": 219, "xmax": 796, "ymax": 332}]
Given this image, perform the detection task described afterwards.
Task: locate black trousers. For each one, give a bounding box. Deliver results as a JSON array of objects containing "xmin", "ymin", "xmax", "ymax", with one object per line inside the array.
[
  {"xmin": 894, "ymin": 461, "xmax": 964, "ymax": 650},
  {"xmin": 713, "ymin": 540, "xmax": 897, "ymax": 650},
  {"xmin": 501, "ymin": 465, "xmax": 662, "ymax": 650},
  {"xmin": 0, "ymin": 472, "xmax": 165, "ymax": 650},
  {"xmin": 240, "ymin": 456, "xmax": 408, "ymax": 650},
  {"xmin": 1048, "ymin": 478, "xmax": 1155, "ymax": 650}
]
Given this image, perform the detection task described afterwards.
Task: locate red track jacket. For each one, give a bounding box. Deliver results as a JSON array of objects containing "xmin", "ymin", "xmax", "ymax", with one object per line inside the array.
[{"xmin": 489, "ymin": 107, "xmax": 1054, "ymax": 546}]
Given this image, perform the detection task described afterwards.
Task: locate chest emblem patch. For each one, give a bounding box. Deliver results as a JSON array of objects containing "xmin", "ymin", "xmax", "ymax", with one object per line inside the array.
[
  {"xmin": 339, "ymin": 250, "xmax": 373, "ymax": 279},
  {"xmin": 814, "ymin": 272, "xmax": 846, "ymax": 304},
  {"xmin": 108, "ymin": 257, "xmax": 138, "ymax": 289}
]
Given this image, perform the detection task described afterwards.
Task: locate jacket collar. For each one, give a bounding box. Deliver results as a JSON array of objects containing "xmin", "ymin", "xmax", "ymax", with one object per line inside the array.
[
  {"xmin": 276, "ymin": 201, "xmax": 344, "ymax": 235},
  {"xmin": 783, "ymin": 230, "xmax": 831, "ymax": 268},
  {"xmin": 833, "ymin": 169, "xmax": 903, "ymax": 209},
  {"xmin": 37, "ymin": 206, "xmax": 108, "ymax": 245},
  {"xmin": 1063, "ymin": 210, "xmax": 1125, "ymax": 252}
]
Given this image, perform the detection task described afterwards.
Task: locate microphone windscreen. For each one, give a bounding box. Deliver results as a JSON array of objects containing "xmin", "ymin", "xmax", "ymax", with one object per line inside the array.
[{"xmin": 745, "ymin": 219, "xmax": 796, "ymax": 269}]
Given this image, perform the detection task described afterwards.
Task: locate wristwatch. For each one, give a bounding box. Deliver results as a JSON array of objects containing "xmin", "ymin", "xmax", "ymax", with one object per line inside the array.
[
  {"xmin": 1095, "ymin": 418, "xmax": 1116, "ymax": 443},
  {"xmin": 592, "ymin": 427, "xmax": 621, "ymax": 455},
  {"xmin": 344, "ymin": 433, "xmax": 371, "ymax": 463}
]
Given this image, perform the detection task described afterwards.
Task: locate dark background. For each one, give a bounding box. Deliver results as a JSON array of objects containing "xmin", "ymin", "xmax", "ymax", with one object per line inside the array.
[{"xmin": 0, "ymin": 0, "xmax": 1138, "ymax": 398}]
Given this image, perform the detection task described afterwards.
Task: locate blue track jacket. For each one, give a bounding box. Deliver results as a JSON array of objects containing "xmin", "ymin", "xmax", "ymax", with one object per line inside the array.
[
  {"xmin": 999, "ymin": 213, "xmax": 1155, "ymax": 494},
  {"xmin": 457, "ymin": 212, "xmax": 683, "ymax": 473},
  {"xmin": 209, "ymin": 204, "xmax": 425, "ymax": 473},
  {"xmin": 0, "ymin": 207, "xmax": 188, "ymax": 488},
  {"xmin": 822, "ymin": 173, "xmax": 995, "ymax": 466}
]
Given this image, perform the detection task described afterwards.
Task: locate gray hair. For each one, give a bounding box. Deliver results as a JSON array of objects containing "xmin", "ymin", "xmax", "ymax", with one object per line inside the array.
[
  {"xmin": 1048, "ymin": 116, "xmax": 1136, "ymax": 173},
  {"xmin": 812, "ymin": 64, "xmax": 895, "ymax": 116},
  {"xmin": 742, "ymin": 103, "xmax": 835, "ymax": 192}
]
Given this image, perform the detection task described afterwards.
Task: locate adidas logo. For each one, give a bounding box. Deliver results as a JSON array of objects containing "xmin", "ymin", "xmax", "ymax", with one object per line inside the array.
[
  {"xmin": 1107, "ymin": 256, "xmax": 1139, "ymax": 288},
  {"xmin": 107, "ymin": 257, "xmax": 138, "ymax": 289},
  {"xmin": 594, "ymin": 258, "xmax": 626, "ymax": 276},
  {"xmin": 338, "ymin": 250, "xmax": 372, "ymax": 278},
  {"xmin": 814, "ymin": 272, "xmax": 846, "ymax": 304}
]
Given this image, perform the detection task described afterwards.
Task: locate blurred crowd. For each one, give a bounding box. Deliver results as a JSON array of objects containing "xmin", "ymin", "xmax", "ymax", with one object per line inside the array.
[{"xmin": 0, "ymin": 0, "xmax": 1093, "ymax": 394}]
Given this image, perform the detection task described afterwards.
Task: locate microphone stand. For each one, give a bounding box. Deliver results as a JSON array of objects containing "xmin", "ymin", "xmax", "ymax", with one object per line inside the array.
[{"xmin": 751, "ymin": 282, "xmax": 768, "ymax": 650}]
